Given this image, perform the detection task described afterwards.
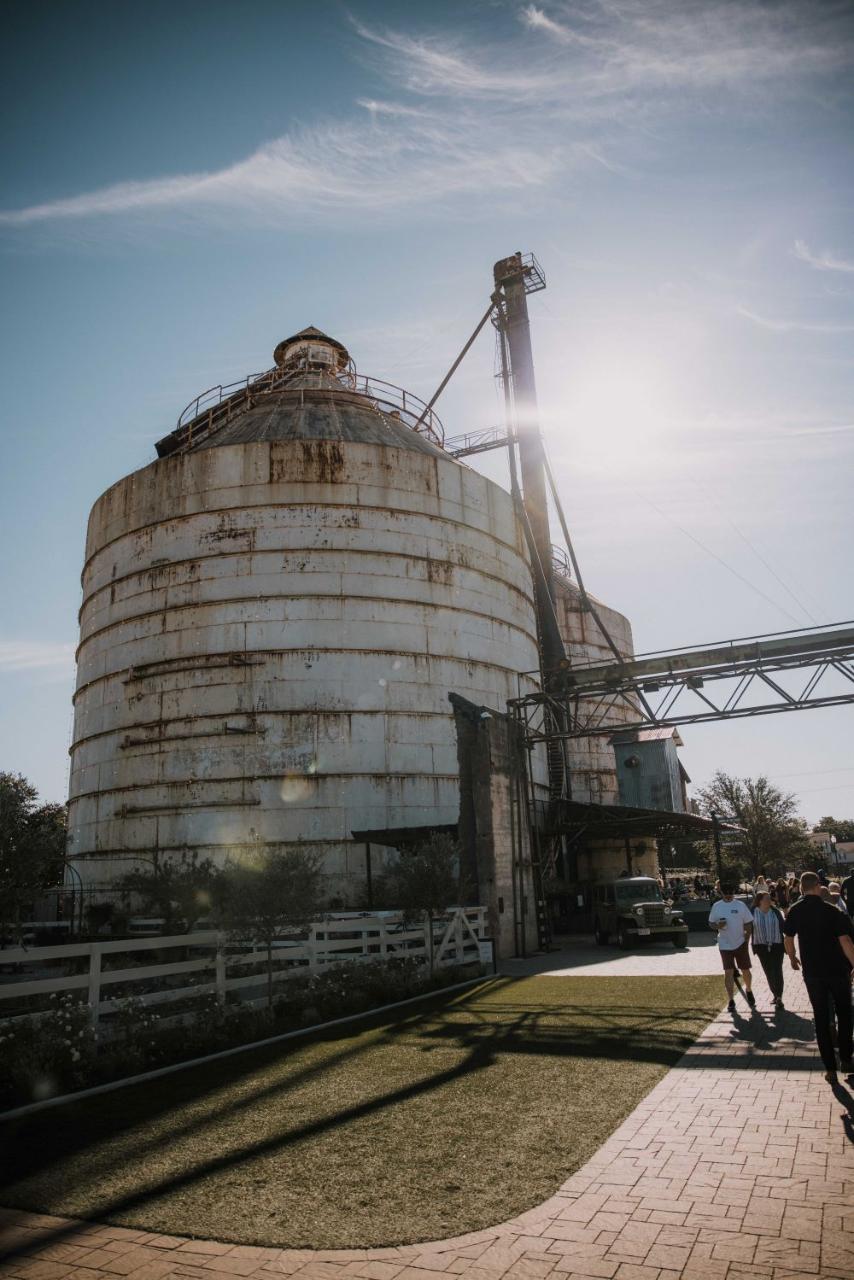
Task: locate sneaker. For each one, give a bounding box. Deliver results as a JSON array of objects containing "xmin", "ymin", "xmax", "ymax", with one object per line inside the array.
[
  {"xmin": 745, "ymin": 990, "xmax": 756, "ymax": 1009},
  {"xmin": 840, "ymin": 1058, "xmax": 854, "ymax": 1073},
  {"xmin": 727, "ymin": 999, "xmax": 736, "ymax": 1013},
  {"xmin": 774, "ymin": 998, "xmax": 784, "ymax": 1010}
]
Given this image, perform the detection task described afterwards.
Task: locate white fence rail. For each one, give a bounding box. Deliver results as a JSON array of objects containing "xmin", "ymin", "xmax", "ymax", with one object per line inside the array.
[{"xmin": 0, "ymin": 908, "xmax": 488, "ymax": 1028}]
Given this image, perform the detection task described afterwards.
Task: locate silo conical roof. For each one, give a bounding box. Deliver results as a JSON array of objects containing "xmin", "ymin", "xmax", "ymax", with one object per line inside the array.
[{"xmin": 155, "ymin": 329, "xmax": 446, "ymax": 459}]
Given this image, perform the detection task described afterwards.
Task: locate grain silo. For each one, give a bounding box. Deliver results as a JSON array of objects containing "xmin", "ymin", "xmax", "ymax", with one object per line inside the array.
[{"xmin": 67, "ymin": 327, "xmax": 541, "ymax": 905}]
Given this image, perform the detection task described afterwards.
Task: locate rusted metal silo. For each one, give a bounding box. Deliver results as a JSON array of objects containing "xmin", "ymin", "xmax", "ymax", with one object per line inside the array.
[{"xmin": 67, "ymin": 329, "xmax": 540, "ymax": 903}]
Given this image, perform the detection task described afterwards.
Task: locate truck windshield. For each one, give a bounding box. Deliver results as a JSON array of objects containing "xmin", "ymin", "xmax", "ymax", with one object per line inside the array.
[{"xmin": 615, "ymin": 881, "xmax": 662, "ymax": 906}]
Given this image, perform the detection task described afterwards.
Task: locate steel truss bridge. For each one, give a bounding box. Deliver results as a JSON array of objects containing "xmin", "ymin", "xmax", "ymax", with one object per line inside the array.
[
  {"xmin": 506, "ymin": 621, "xmax": 854, "ymax": 951},
  {"xmin": 509, "ymin": 622, "xmax": 854, "ymax": 743}
]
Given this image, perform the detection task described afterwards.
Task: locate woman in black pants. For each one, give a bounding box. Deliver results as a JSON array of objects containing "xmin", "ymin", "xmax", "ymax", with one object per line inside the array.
[{"xmin": 752, "ymin": 890, "xmax": 786, "ymax": 1009}]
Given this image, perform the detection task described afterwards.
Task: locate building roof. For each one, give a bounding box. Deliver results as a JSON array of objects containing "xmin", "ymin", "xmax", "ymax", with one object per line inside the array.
[
  {"xmin": 610, "ymin": 727, "xmax": 684, "ymax": 746},
  {"xmin": 155, "ymin": 330, "xmax": 448, "ymax": 459},
  {"xmin": 544, "ymin": 798, "xmax": 739, "ymax": 840},
  {"xmin": 272, "ymin": 326, "xmax": 350, "ymax": 368},
  {"xmin": 180, "ymin": 371, "xmax": 447, "ymax": 457}
]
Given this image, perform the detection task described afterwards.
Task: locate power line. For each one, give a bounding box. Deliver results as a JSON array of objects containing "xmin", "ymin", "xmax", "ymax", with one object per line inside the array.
[
  {"xmin": 635, "ymin": 492, "xmax": 807, "ymax": 627},
  {"xmin": 769, "ymin": 768, "xmax": 854, "ymax": 779},
  {"xmin": 687, "ymin": 477, "xmax": 828, "ymax": 626},
  {"xmin": 790, "ymin": 784, "xmax": 854, "ymax": 795}
]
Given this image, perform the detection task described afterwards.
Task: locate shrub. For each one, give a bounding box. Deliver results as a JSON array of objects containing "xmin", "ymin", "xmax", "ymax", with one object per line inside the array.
[
  {"xmin": 0, "ymin": 956, "xmax": 478, "ymax": 1111},
  {"xmin": 0, "ymin": 993, "xmax": 96, "ymax": 1108}
]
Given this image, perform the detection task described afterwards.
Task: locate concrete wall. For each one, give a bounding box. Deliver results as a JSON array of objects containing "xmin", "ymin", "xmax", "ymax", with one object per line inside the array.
[
  {"xmin": 68, "ymin": 439, "xmax": 540, "ymax": 904},
  {"xmin": 452, "ymin": 695, "xmax": 539, "ymax": 958}
]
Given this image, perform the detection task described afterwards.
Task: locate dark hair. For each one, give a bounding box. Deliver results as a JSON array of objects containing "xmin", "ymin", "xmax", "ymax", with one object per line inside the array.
[
  {"xmin": 754, "ymin": 891, "xmax": 770, "ymax": 907},
  {"xmin": 720, "ymin": 882, "xmax": 736, "ymax": 895}
]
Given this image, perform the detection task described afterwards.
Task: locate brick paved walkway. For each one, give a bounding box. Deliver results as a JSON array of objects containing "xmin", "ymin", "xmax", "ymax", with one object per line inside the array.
[{"xmin": 2, "ymin": 973, "xmax": 853, "ymax": 1280}]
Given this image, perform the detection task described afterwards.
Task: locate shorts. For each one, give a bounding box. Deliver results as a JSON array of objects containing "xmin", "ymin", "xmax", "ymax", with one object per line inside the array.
[{"xmin": 720, "ymin": 941, "xmax": 751, "ymax": 971}]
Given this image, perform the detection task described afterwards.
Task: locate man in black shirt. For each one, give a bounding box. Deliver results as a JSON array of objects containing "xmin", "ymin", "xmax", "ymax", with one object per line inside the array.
[{"xmin": 784, "ymin": 871, "xmax": 854, "ymax": 1083}]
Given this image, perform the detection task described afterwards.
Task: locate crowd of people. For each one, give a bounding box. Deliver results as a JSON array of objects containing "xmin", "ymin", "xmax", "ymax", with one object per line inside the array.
[{"xmin": 708, "ymin": 867, "xmax": 854, "ymax": 1085}]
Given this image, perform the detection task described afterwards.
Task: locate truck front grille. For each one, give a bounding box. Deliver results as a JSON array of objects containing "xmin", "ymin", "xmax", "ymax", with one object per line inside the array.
[{"xmin": 641, "ymin": 905, "xmax": 665, "ymax": 926}]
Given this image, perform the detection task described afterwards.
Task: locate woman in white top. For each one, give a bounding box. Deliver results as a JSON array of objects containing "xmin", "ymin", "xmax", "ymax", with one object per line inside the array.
[{"xmin": 752, "ymin": 890, "xmax": 786, "ymax": 1009}]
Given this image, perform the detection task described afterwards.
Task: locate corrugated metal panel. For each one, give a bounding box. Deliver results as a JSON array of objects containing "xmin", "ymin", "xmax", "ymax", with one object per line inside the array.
[
  {"xmin": 68, "ymin": 439, "xmax": 540, "ymax": 904},
  {"xmin": 614, "ymin": 738, "xmax": 685, "ymax": 813}
]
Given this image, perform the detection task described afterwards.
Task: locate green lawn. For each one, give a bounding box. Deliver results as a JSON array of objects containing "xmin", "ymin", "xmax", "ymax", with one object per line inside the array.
[{"xmin": 1, "ymin": 975, "xmax": 721, "ymax": 1249}]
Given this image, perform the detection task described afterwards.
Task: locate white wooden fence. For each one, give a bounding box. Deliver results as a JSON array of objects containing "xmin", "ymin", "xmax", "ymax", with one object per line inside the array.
[{"xmin": 0, "ymin": 908, "xmax": 488, "ymax": 1029}]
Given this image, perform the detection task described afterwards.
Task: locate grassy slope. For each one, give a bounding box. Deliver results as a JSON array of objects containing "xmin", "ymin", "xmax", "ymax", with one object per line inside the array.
[{"xmin": 1, "ymin": 975, "xmax": 721, "ymax": 1249}]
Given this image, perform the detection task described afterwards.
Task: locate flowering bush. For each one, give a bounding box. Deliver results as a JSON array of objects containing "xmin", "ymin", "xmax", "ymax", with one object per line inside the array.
[
  {"xmin": 0, "ymin": 992, "xmax": 96, "ymax": 1108},
  {"xmin": 0, "ymin": 957, "xmax": 478, "ymax": 1111},
  {"xmin": 101, "ymin": 994, "xmax": 167, "ymax": 1078}
]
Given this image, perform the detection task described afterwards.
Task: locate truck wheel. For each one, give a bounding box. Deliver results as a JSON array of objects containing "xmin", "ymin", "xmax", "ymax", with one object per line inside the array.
[
  {"xmin": 672, "ymin": 936, "xmax": 688, "ymax": 949},
  {"xmin": 617, "ymin": 928, "xmax": 632, "ymax": 951},
  {"xmin": 594, "ymin": 922, "xmax": 609, "ymax": 946}
]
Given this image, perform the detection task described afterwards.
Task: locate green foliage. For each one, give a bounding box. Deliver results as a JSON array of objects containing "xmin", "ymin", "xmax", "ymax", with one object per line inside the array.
[
  {"xmin": 0, "ymin": 993, "xmax": 97, "ymax": 1106},
  {"xmin": 381, "ymin": 833, "xmax": 463, "ymax": 973},
  {"xmin": 696, "ymin": 771, "xmax": 812, "ymax": 878},
  {"xmin": 215, "ymin": 847, "xmax": 324, "ymax": 1009},
  {"xmin": 86, "ymin": 901, "xmax": 115, "ymax": 934},
  {"xmin": 0, "ymin": 772, "xmax": 67, "ymax": 942},
  {"xmin": 384, "ymin": 832, "xmax": 462, "ymax": 923},
  {"xmin": 814, "ymin": 816, "xmax": 854, "ymax": 843},
  {"xmin": 117, "ymin": 853, "xmax": 220, "ymax": 933},
  {"xmin": 0, "ymin": 957, "xmax": 473, "ymax": 1111}
]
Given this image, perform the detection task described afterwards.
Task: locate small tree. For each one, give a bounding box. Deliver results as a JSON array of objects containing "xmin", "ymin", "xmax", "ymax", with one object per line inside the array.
[
  {"xmin": 215, "ymin": 847, "xmax": 323, "ymax": 1011},
  {"xmin": 0, "ymin": 773, "xmax": 66, "ymax": 944},
  {"xmin": 117, "ymin": 853, "xmax": 220, "ymax": 933},
  {"xmin": 385, "ymin": 832, "xmax": 462, "ymax": 973},
  {"xmin": 815, "ymin": 816, "xmax": 854, "ymax": 843},
  {"xmin": 696, "ymin": 771, "xmax": 813, "ymax": 879}
]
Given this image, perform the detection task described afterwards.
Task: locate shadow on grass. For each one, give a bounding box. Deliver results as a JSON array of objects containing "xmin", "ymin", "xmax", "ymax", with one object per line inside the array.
[{"xmin": 0, "ymin": 976, "xmax": 719, "ymax": 1258}]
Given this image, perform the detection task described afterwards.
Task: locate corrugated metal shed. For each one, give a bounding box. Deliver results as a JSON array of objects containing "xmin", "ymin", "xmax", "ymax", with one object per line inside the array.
[{"xmin": 611, "ymin": 728, "xmax": 686, "ymax": 813}]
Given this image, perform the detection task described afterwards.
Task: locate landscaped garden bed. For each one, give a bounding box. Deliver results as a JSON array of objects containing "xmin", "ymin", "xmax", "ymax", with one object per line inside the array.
[
  {"xmin": 1, "ymin": 974, "xmax": 722, "ymax": 1248},
  {"xmin": 0, "ymin": 956, "xmax": 471, "ymax": 1111}
]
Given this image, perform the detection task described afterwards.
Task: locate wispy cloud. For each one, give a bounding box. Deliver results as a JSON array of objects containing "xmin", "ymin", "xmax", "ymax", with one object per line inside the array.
[
  {"xmin": 793, "ymin": 239, "xmax": 854, "ymax": 274},
  {"xmin": 736, "ymin": 305, "xmax": 854, "ymax": 334},
  {"xmin": 520, "ymin": 5, "xmax": 581, "ymax": 46},
  {"xmin": 0, "ymin": 641, "xmax": 75, "ymax": 674},
  {"xmin": 1, "ymin": 3, "xmax": 852, "ymax": 231},
  {"xmin": 0, "ymin": 116, "xmax": 562, "ymax": 228},
  {"xmin": 356, "ymin": 98, "xmax": 426, "ymax": 118}
]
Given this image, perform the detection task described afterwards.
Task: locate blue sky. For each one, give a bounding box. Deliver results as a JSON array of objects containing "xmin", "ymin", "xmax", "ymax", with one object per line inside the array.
[{"xmin": 2, "ymin": 0, "xmax": 853, "ymax": 826}]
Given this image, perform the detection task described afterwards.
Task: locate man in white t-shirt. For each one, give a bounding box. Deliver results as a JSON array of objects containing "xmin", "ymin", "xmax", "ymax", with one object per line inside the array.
[{"xmin": 709, "ymin": 883, "xmax": 755, "ymax": 1013}]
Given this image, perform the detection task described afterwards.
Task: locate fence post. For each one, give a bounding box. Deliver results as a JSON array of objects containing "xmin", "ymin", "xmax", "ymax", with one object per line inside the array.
[
  {"xmin": 455, "ymin": 909, "xmax": 464, "ymax": 963},
  {"xmin": 215, "ymin": 935, "xmax": 226, "ymax": 1005},
  {"xmin": 88, "ymin": 946, "xmax": 102, "ymax": 1028}
]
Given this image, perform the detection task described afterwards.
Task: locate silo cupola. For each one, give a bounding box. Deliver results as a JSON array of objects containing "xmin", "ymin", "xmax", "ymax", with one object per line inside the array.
[{"xmin": 273, "ymin": 326, "xmax": 350, "ymax": 372}]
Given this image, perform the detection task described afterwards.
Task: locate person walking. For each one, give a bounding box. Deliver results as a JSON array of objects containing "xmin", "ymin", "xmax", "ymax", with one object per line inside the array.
[
  {"xmin": 826, "ymin": 883, "xmax": 850, "ymax": 915},
  {"xmin": 841, "ymin": 868, "xmax": 854, "ymax": 913},
  {"xmin": 752, "ymin": 891, "xmax": 786, "ymax": 1009},
  {"xmin": 775, "ymin": 879, "xmax": 790, "ymax": 912},
  {"xmin": 783, "ymin": 871, "xmax": 854, "ymax": 1084},
  {"xmin": 709, "ymin": 882, "xmax": 756, "ymax": 1013}
]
